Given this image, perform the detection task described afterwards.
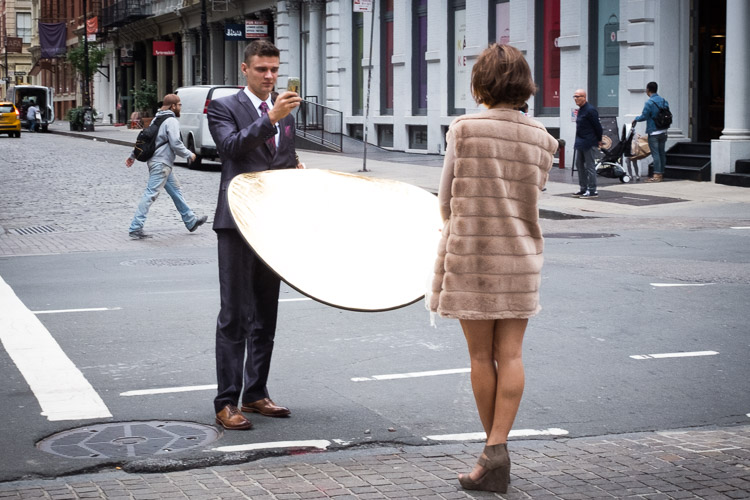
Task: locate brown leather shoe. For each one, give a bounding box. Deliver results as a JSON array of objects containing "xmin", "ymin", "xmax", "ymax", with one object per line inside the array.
[
  {"xmin": 241, "ymin": 398, "xmax": 291, "ymax": 417},
  {"xmin": 215, "ymin": 404, "xmax": 253, "ymax": 430}
]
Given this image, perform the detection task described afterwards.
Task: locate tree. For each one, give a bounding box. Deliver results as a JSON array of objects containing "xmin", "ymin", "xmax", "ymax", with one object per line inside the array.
[{"xmin": 66, "ymin": 38, "xmax": 108, "ymax": 82}]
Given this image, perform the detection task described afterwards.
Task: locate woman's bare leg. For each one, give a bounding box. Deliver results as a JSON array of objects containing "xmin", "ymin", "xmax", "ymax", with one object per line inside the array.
[
  {"xmin": 460, "ymin": 319, "xmax": 497, "ymax": 437},
  {"xmin": 486, "ymin": 318, "xmax": 528, "ymax": 445}
]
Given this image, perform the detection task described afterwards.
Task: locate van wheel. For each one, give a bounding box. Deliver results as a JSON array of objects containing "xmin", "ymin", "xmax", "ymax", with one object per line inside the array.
[{"xmin": 187, "ymin": 137, "xmax": 202, "ymax": 169}]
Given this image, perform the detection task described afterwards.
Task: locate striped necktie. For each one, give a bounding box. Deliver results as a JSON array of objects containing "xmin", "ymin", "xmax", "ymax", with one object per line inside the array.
[{"xmin": 259, "ymin": 101, "xmax": 276, "ymax": 155}]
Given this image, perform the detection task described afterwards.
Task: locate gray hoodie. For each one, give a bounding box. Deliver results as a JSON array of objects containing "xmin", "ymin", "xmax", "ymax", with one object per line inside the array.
[{"xmin": 147, "ymin": 109, "xmax": 192, "ymax": 166}]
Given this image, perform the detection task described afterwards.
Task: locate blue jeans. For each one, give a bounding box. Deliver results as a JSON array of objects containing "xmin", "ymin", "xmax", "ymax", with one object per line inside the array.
[
  {"xmin": 29, "ymin": 119, "xmax": 37, "ymax": 132},
  {"xmin": 575, "ymin": 146, "xmax": 598, "ymax": 192},
  {"xmin": 129, "ymin": 162, "xmax": 198, "ymax": 232},
  {"xmin": 648, "ymin": 133, "xmax": 668, "ymax": 175}
]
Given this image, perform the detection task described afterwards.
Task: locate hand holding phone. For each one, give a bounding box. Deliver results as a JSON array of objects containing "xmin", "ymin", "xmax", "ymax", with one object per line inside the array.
[{"xmin": 288, "ymin": 76, "xmax": 300, "ymax": 94}]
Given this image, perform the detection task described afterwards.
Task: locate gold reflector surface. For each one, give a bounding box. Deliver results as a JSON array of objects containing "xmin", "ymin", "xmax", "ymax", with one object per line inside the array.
[{"xmin": 228, "ymin": 169, "xmax": 442, "ymax": 311}]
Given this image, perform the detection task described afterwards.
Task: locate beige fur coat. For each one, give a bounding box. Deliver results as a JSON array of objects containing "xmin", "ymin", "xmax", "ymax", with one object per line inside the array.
[{"xmin": 429, "ymin": 108, "xmax": 558, "ymax": 320}]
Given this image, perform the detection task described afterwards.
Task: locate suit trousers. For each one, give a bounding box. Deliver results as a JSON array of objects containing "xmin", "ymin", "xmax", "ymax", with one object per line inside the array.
[{"xmin": 214, "ymin": 228, "xmax": 281, "ymax": 413}]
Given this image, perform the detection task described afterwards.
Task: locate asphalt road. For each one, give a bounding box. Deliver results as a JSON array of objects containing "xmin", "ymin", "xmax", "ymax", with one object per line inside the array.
[{"xmin": 0, "ymin": 132, "xmax": 748, "ymax": 483}]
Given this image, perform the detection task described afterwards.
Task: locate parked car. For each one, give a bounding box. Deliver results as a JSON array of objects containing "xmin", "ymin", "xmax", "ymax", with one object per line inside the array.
[
  {"xmin": 7, "ymin": 85, "xmax": 55, "ymax": 132},
  {"xmin": 0, "ymin": 101, "xmax": 22, "ymax": 138},
  {"xmin": 174, "ymin": 85, "xmax": 243, "ymax": 168}
]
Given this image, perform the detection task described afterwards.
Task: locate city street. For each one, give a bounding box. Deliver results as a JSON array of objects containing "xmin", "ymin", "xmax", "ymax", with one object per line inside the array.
[{"xmin": 0, "ymin": 131, "xmax": 749, "ymax": 495}]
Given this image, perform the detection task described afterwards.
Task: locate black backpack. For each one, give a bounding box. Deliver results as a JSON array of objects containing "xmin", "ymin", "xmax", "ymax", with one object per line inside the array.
[
  {"xmin": 132, "ymin": 115, "xmax": 170, "ymax": 162},
  {"xmin": 653, "ymin": 101, "xmax": 672, "ymax": 130}
]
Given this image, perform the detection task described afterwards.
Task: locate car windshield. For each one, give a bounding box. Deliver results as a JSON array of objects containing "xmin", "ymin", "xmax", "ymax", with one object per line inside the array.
[{"xmin": 0, "ymin": 105, "xmax": 14, "ymax": 113}]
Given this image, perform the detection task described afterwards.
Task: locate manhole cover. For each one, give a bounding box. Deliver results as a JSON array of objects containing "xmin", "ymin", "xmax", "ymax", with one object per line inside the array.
[
  {"xmin": 545, "ymin": 232, "xmax": 619, "ymax": 239},
  {"xmin": 120, "ymin": 257, "xmax": 213, "ymax": 267},
  {"xmin": 37, "ymin": 421, "xmax": 221, "ymax": 459}
]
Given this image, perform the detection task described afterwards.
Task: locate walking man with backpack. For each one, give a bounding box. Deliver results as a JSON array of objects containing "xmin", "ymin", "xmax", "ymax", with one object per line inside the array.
[
  {"xmin": 633, "ymin": 81, "xmax": 671, "ymax": 183},
  {"xmin": 125, "ymin": 93, "xmax": 207, "ymax": 239}
]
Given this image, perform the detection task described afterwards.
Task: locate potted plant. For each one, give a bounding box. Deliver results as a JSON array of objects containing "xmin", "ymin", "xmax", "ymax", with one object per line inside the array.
[
  {"xmin": 131, "ymin": 80, "xmax": 159, "ymax": 127},
  {"xmin": 66, "ymin": 107, "xmax": 84, "ymax": 131}
]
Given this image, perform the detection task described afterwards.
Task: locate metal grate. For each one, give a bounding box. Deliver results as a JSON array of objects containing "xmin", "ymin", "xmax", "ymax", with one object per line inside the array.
[{"xmin": 12, "ymin": 225, "xmax": 58, "ymax": 235}]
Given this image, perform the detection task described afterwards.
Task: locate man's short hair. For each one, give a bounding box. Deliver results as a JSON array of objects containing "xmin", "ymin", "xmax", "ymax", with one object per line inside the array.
[
  {"xmin": 471, "ymin": 44, "xmax": 536, "ymax": 108},
  {"xmin": 646, "ymin": 81, "xmax": 658, "ymax": 93},
  {"xmin": 244, "ymin": 39, "xmax": 280, "ymax": 63},
  {"xmin": 162, "ymin": 94, "xmax": 180, "ymax": 107}
]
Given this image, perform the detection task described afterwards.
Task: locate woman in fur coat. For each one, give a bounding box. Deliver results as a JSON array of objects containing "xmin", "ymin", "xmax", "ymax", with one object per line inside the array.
[{"xmin": 429, "ymin": 44, "xmax": 558, "ymax": 493}]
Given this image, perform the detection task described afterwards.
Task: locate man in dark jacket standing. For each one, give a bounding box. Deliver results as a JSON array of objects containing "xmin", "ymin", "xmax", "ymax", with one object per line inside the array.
[{"xmin": 573, "ymin": 89, "xmax": 603, "ymax": 198}]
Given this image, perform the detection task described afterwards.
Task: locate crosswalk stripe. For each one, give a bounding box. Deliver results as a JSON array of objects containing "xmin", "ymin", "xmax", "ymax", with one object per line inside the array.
[{"xmin": 0, "ymin": 276, "xmax": 112, "ymax": 421}]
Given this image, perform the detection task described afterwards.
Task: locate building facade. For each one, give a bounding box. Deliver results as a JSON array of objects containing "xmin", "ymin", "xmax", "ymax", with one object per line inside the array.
[
  {"xmin": 1, "ymin": 0, "xmax": 35, "ymax": 99},
  {"xmin": 18, "ymin": 0, "xmax": 750, "ymax": 180}
]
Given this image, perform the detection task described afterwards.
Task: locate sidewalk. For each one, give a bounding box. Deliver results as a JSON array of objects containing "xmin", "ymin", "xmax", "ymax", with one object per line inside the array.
[
  {"xmin": 48, "ymin": 120, "xmax": 750, "ymax": 223},
  {"xmin": 1, "ymin": 425, "xmax": 748, "ymax": 498}
]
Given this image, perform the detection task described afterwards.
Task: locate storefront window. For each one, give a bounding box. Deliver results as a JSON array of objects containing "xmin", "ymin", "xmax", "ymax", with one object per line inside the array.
[
  {"xmin": 353, "ymin": 12, "xmax": 364, "ymax": 116},
  {"xmin": 489, "ymin": 0, "xmax": 510, "ymax": 45},
  {"xmin": 535, "ymin": 0, "xmax": 560, "ymax": 114},
  {"xmin": 449, "ymin": 0, "xmax": 468, "ymax": 115},
  {"xmin": 412, "ymin": 0, "xmax": 428, "ymax": 114},
  {"xmin": 590, "ymin": 0, "xmax": 620, "ymax": 115},
  {"xmin": 380, "ymin": 0, "xmax": 394, "ymax": 115}
]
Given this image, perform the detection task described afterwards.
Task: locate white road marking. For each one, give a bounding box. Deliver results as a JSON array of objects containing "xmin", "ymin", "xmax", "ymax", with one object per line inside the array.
[
  {"xmin": 427, "ymin": 428, "xmax": 569, "ymax": 441},
  {"xmin": 650, "ymin": 283, "xmax": 713, "ymax": 287},
  {"xmin": 211, "ymin": 440, "xmax": 331, "ymax": 453},
  {"xmin": 0, "ymin": 276, "xmax": 112, "ymax": 421},
  {"xmin": 279, "ymin": 297, "xmax": 313, "ymax": 302},
  {"xmin": 730, "ymin": 226, "xmax": 750, "ymax": 230},
  {"xmin": 120, "ymin": 384, "xmax": 217, "ymax": 397},
  {"xmin": 630, "ymin": 350, "xmax": 719, "ymax": 360},
  {"xmin": 351, "ymin": 367, "xmax": 470, "ymax": 382},
  {"xmin": 33, "ymin": 307, "xmax": 122, "ymax": 315}
]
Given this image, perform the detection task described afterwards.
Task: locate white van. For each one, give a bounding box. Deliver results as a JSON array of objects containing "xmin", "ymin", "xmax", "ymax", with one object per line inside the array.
[
  {"xmin": 174, "ymin": 85, "xmax": 243, "ymax": 168},
  {"xmin": 8, "ymin": 85, "xmax": 55, "ymax": 132}
]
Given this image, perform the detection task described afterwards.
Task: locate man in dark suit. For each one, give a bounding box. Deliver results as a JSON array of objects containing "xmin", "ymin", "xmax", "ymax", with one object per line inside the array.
[{"xmin": 207, "ymin": 39, "xmax": 302, "ymax": 430}]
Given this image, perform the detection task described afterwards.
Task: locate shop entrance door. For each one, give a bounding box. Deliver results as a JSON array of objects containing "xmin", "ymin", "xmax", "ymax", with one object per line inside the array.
[{"xmin": 693, "ymin": 0, "xmax": 726, "ymax": 142}]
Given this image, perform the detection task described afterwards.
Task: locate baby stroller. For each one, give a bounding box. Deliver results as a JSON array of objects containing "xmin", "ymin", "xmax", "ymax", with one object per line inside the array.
[{"xmin": 595, "ymin": 125, "xmax": 636, "ymax": 183}]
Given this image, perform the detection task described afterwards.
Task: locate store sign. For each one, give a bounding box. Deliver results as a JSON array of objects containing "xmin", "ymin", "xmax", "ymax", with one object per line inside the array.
[
  {"xmin": 153, "ymin": 41, "xmax": 175, "ymax": 56},
  {"xmin": 353, "ymin": 0, "xmax": 373, "ymax": 12},
  {"xmin": 245, "ymin": 20, "xmax": 268, "ymax": 38},
  {"xmin": 6, "ymin": 37, "xmax": 23, "ymax": 53},
  {"xmin": 225, "ymin": 23, "xmax": 245, "ymax": 41}
]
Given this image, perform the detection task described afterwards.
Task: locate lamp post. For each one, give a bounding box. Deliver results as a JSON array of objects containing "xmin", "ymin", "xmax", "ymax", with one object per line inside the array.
[{"xmin": 81, "ymin": 0, "xmax": 94, "ymax": 131}]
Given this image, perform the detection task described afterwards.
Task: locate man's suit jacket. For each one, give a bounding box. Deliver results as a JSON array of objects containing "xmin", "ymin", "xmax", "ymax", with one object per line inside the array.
[{"xmin": 207, "ymin": 90, "xmax": 297, "ymax": 230}]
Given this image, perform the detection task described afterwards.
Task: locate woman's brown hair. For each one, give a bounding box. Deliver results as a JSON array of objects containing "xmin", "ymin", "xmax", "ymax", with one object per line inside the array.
[{"xmin": 471, "ymin": 44, "xmax": 536, "ymax": 108}]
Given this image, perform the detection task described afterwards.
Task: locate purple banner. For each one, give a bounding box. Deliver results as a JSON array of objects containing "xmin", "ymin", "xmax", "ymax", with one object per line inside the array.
[{"xmin": 39, "ymin": 22, "xmax": 67, "ymax": 58}]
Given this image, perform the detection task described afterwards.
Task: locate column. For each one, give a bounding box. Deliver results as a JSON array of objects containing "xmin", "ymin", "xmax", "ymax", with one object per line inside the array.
[
  {"xmin": 145, "ymin": 41, "xmax": 154, "ymax": 83},
  {"xmin": 224, "ymin": 38, "xmax": 238, "ymax": 86},
  {"xmin": 306, "ymin": 0, "xmax": 325, "ymax": 103},
  {"xmin": 172, "ymin": 35, "xmax": 181, "ymax": 89},
  {"xmin": 278, "ymin": 0, "xmax": 302, "ymax": 90},
  {"xmin": 210, "ymin": 24, "xmax": 224, "ymax": 85},
  {"xmin": 711, "ymin": 0, "xmax": 750, "ymax": 178},
  {"xmin": 181, "ymin": 30, "xmax": 196, "ymax": 86},
  {"xmin": 325, "ymin": 0, "xmax": 340, "ymax": 110},
  {"xmin": 156, "ymin": 43, "xmax": 168, "ymax": 99}
]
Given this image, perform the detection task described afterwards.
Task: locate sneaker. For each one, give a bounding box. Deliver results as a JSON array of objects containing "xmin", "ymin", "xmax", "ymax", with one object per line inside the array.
[
  {"xmin": 572, "ymin": 190, "xmax": 586, "ymax": 197},
  {"xmin": 189, "ymin": 215, "xmax": 208, "ymax": 232},
  {"xmin": 129, "ymin": 229, "xmax": 152, "ymax": 239},
  {"xmin": 579, "ymin": 191, "xmax": 599, "ymax": 198}
]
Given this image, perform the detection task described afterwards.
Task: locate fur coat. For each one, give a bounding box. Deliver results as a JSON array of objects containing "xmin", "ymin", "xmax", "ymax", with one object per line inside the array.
[{"xmin": 429, "ymin": 108, "xmax": 558, "ymax": 320}]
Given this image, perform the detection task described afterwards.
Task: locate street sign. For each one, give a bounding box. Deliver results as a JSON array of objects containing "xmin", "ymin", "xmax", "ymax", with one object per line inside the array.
[
  {"xmin": 2, "ymin": 77, "xmax": 12, "ymax": 82},
  {"xmin": 14, "ymin": 72, "xmax": 27, "ymax": 76}
]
